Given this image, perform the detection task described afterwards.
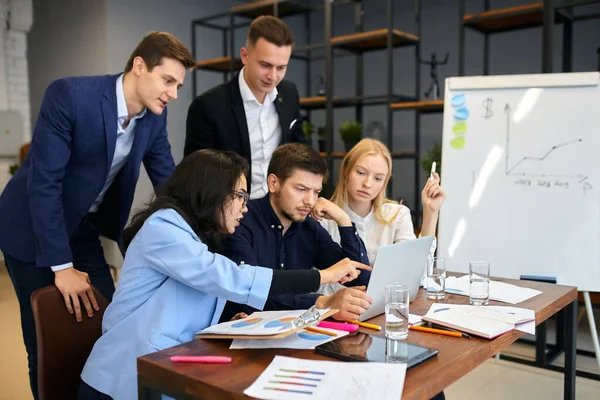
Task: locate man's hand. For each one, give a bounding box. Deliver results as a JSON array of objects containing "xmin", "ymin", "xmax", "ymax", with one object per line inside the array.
[
  {"xmin": 315, "ymin": 286, "xmax": 372, "ymax": 321},
  {"xmin": 335, "ymin": 333, "xmax": 373, "ymax": 358},
  {"xmin": 54, "ymin": 267, "xmax": 99, "ymax": 322},
  {"xmin": 310, "ymin": 198, "xmax": 352, "ymax": 227},
  {"xmin": 319, "ymin": 258, "xmax": 372, "ymax": 285}
]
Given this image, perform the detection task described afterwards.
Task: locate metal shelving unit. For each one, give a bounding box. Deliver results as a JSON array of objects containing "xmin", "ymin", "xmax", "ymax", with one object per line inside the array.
[
  {"xmin": 459, "ymin": 0, "xmax": 600, "ymax": 75},
  {"xmin": 192, "ymin": 0, "xmax": 431, "ymax": 218}
]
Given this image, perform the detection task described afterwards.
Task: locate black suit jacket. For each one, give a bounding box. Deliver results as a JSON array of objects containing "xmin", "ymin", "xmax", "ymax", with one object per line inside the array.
[{"xmin": 184, "ymin": 74, "xmax": 305, "ymax": 193}]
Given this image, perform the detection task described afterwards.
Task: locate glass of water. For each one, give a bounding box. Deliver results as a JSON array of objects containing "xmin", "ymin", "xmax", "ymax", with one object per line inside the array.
[
  {"xmin": 385, "ymin": 338, "xmax": 409, "ymax": 363},
  {"xmin": 427, "ymin": 257, "xmax": 446, "ymax": 299},
  {"xmin": 469, "ymin": 261, "xmax": 490, "ymax": 306},
  {"xmin": 384, "ymin": 284, "xmax": 409, "ymax": 339}
]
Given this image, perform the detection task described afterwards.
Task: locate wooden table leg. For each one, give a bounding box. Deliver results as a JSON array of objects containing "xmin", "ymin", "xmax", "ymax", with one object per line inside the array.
[{"xmin": 138, "ymin": 376, "xmax": 162, "ymax": 400}]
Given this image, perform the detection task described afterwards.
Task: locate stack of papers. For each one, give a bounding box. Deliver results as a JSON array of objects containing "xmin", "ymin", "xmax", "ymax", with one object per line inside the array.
[
  {"xmin": 445, "ymin": 275, "xmax": 542, "ymax": 304},
  {"xmin": 423, "ymin": 303, "xmax": 535, "ymax": 339},
  {"xmin": 244, "ymin": 355, "xmax": 406, "ymax": 400}
]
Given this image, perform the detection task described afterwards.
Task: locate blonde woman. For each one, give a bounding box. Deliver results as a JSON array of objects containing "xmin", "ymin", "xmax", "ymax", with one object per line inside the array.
[{"xmin": 311, "ymin": 138, "xmax": 445, "ymax": 295}]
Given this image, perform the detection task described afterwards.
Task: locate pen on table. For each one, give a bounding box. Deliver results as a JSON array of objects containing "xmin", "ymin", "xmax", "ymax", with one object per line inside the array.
[
  {"xmin": 429, "ymin": 323, "xmax": 472, "ymax": 338},
  {"xmin": 170, "ymin": 356, "xmax": 232, "ymax": 363},
  {"xmin": 305, "ymin": 326, "xmax": 337, "ymax": 337},
  {"xmin": 346, "ymin": 320, "xmax": 382, "ymax": 331},
  {"xmin": 429, "ymin": 161, "xmax": 437, "ymax": 181},
  {"xmin": 409, "ymin": 325, "xmax": 469, "ymax": 338}
]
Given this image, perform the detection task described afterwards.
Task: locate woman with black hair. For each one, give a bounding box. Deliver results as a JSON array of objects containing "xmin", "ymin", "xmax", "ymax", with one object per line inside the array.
[{"xmin": 78, "ymin": 150, "xmax": 370, "ymax": 400}]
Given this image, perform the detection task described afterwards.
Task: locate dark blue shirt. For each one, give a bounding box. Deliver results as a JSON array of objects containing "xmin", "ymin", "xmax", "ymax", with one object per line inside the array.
[{"xmin": 219, "ymin": 195, "xmax": 370, "ymax": 321}]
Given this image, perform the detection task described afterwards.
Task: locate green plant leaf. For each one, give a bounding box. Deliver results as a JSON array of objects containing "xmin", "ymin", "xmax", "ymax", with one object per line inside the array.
[{"xmin": 9, "ymin": 163, "xmax": 19, "ymax": 176}]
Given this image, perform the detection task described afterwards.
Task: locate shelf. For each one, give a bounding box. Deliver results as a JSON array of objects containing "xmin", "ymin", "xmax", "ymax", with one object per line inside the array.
[
  {"xmin": 195, "ymin": 57, "xmax": 242, "ymax": 72},
  {"xmin": 390, "ymin": 100, "xmax": 444, "ymax": 113},
  {"xmin": 330, "ymin": 29, "xmax": 419, "ymax": 53},
  {"xmin": 319, "ymin": 151, "xmax": 417, "ymax": 159},
  {"xmin": 300, "ymin": 94, "xmax": 416, "ymax": 110},
  {"xmin": 463, "ymin": 3, "xmax": 569, "ymax": 34},
  {"xmin": 231, "ymin": 0, "xmax": 312, "ymax": 19},
  {"xmin": 292, "ymin": 44, "xmax": 354, "ymax": 61}
]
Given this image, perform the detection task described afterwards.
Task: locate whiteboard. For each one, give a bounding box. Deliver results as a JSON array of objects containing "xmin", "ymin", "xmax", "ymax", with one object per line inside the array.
[{"xmin": 437, "ymin": 72, "xmax": 600, "ymax": 292}]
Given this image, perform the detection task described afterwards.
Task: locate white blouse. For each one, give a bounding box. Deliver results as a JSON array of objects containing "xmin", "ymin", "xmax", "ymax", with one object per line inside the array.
[{"xmin": 319, "ymin": 202, "xmax": 435, "ymax": 296}]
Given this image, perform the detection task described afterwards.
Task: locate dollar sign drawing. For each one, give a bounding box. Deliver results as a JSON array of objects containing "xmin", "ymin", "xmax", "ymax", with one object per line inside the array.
[{"xmin": 482, "ymin": 98, "xmax": 494, "ymax": 119}]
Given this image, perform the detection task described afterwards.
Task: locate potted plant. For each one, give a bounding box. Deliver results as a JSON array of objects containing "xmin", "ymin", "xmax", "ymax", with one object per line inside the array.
[
  {"xmin": 339, "ymin": 120, "xmax": 362, "ymax": 152},
  {"xmin": 302, "ymin": 121, "xmax": 314, "ymax": 147},
  {"xmin": 317, "ymin": 126, "xmax": 327, "ymax": 153},
  {"xmin": 419, "ymin": 140, "xmax": 442, "ymax": 177}
]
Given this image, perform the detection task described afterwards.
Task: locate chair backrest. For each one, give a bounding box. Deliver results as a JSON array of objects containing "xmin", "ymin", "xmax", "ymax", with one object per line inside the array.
[{"xmin": 31, "ymin": 285, "xmax": 109, "ymax": 400}]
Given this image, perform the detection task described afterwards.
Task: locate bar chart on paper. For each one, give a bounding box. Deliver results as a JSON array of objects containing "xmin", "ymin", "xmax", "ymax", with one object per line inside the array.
[{"xmin": 243, "ymin": 355, "xmax": 406, "ymax": 400}]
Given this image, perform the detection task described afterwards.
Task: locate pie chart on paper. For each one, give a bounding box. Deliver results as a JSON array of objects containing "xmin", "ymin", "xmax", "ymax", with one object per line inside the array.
[
  {"xmin": 297, "ymin": 331, "xmax": 330, "ymax": 341},
  {"xmin": 264, "ymin": 317, "xmax": 296, "ymax": 328},
  {"xmin": 231, "ymin": 318, "xmax": 263, "ymax": 328}
]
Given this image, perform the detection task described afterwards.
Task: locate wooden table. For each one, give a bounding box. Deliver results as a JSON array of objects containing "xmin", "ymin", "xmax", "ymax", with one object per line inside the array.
[{"xmin": 138, "ymin": 277, "xmax": 577, "ymax": 400}]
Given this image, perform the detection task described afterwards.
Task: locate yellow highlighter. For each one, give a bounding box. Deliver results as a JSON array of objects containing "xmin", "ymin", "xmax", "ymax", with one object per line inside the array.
[{"xmin": 346, "ymin": 320, "xmax": 382, "ymax": 331}]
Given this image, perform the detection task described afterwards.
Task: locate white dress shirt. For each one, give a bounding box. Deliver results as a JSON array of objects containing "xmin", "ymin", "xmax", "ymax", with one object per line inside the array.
[
  {"xmin": 238, "ymin": 68, "xmax": 282, "ymax": 199},
  {"xmin": 319, "ymin": 202, "xmax": 436, "ymax": 295}
]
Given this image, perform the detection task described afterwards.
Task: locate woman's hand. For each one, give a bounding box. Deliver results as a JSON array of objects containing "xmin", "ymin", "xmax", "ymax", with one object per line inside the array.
[
  {"xmin": 421, "ymin": 172, "xmax": 445, "ymax": 213},
  {"xmin": 319, "ymin": 258, "xmax": 372, "ymax": 284},
  {"xmin": 231, "ymin": 312, "xmax": 248, "ymax": 321}
]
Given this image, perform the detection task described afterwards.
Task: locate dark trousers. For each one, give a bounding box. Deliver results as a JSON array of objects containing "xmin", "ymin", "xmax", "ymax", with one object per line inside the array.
[
  {"xmin": 2, "ymin": 218, "xmax": 115, "ymax": 400},
  {"xmin": 77, "ymin": 380, "xmax": 113, "ymax": 400}
]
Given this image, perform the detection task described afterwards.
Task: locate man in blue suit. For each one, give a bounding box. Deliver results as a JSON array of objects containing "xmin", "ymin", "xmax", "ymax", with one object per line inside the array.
[{"xmin": 0, "ymin": 31, "xmax": 195, "ymax": 399}]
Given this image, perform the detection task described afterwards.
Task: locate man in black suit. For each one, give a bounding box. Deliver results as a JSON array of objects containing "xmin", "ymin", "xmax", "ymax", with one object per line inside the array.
[{"xmin": 185, "ymin": 16, "xmax": 305, "ymax": 198}]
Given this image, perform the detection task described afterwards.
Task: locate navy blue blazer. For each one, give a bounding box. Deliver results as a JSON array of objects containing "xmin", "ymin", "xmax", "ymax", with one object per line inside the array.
[{"xmin": 0, "ymin": 74, "xmax": 175, "ymax": 267}]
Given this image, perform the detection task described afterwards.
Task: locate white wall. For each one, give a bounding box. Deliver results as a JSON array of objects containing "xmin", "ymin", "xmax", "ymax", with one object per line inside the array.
[
  {"xmin": 28, "ymin": 0, "xmax": 108, "ymax": 132},
  {"xmin": 0, "ymin": 0, "xmax": 32, "ymax": 262}
]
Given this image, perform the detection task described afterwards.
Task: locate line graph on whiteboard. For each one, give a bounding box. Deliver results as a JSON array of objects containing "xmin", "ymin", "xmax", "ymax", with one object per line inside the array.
[{"xmin": 503, "ymin": 103, "xmax": 592, "ymax": 193}]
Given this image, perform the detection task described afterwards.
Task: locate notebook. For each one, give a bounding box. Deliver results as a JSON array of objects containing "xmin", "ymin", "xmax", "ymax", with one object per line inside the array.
[{"xmin": 422, "ymin": 304, "xmax": 535, "ymax": 339}]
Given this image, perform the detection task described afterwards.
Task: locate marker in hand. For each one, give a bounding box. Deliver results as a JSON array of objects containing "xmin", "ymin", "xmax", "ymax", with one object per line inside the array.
[{"xmin": 429, "ymin": 161, "xmax": 437, "ymax": 181}]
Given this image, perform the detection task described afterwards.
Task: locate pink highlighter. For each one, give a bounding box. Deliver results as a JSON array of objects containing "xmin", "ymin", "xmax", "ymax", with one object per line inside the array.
[
  {"xmin": 170, "ymin": 356, "xmax": 232, "ymax": 364},
  {"xmin": 317, "ymin": 321, "xmax": 359, "ymax": 332}
]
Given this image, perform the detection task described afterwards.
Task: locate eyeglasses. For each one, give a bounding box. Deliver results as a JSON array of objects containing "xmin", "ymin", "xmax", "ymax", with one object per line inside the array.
[{"xmin": 233, "ymin": 190, "xmax": 249, "ymax": 207}]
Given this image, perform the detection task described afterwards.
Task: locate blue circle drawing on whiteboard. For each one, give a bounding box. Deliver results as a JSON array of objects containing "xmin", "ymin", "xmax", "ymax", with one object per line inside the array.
[
  {"xmin": 298, "ymin": 331, "xmax": 330, "ymax": 341},
  {"xmin": 454, "ymin": 107, "xmax": 470, "ymax": 120},
  {"xmin": 451, "ymin": 94, "xmax": 466, "ymax": 108}
]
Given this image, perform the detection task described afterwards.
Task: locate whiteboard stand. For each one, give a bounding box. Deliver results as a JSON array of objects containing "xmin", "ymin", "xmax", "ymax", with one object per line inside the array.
[{"xmin": 582, "ymin": 292, "xmax": 600, "ymax": 373}]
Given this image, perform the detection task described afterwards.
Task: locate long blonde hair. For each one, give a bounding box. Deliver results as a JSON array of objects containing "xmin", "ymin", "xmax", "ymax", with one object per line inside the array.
[{"xmin": 331, "ymin": 138, "xmax": 399, "ymax": 224}]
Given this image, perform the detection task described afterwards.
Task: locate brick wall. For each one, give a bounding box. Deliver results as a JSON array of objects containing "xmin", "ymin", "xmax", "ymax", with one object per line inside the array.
[
  {"xmin": 4, "ymin": 0, "xmax": 32, "ymax": 144},
  {"xmin": 0, "ymin": 0, "xmax": 32, "ymax": 262}
]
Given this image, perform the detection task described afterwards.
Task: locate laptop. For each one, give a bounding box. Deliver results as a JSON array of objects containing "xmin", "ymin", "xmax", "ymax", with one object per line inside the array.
[{"xmin": 359, "ymin": 236, "xmax": 435, "ymax": 321}]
